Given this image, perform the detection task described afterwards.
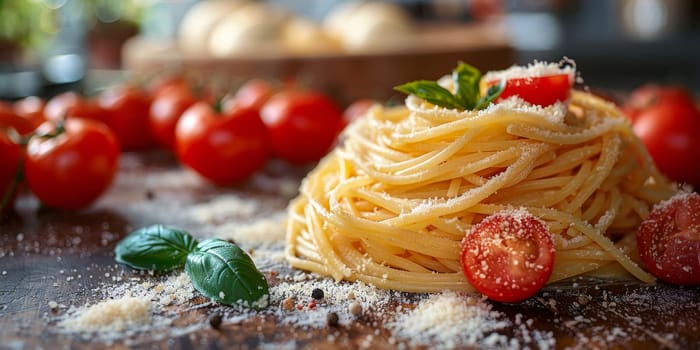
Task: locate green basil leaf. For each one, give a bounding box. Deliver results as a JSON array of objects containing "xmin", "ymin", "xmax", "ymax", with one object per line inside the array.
[
  {"xmin": 452, "ymin": 62, "xmax": 481, "ymax": 109},
  {"xmin": 185, "ymin": 239, "xmax": 269, "ymax": 309},
  {"xmin": 115, "ymin": 224, "xmax": 199, "ymax": 271},
  {"xmin": 394, "ymin": 80, "xmax": 464, "ymax": 109},
  {"xmin": 475, "ymin": 78, "xmax": 506, "ymax": 110}
]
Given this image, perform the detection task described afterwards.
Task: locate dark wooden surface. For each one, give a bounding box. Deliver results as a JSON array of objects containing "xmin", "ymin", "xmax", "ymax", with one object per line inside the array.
[{"xmin": 1, "ymin": 151, "xmax": 699, "ymax": 350}]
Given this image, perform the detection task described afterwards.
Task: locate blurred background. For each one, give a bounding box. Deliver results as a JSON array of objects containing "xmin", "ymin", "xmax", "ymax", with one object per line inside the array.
[{"xmin": 0, "ymin": 0, "xmax": 698, "ymax": 100}]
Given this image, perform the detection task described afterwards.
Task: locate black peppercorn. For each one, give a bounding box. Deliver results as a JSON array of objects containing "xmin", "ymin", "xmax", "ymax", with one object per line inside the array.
[
  {"xmin": 326, "ymin": 312, "xmax": 339, "ymax": 327},
  {"xmin": 311, "ymin": 288, "xmax": 324, "ymax": 300},
  {"xmin": 209, "ymin": 312, "xmax": 223, "ymax": 329}
]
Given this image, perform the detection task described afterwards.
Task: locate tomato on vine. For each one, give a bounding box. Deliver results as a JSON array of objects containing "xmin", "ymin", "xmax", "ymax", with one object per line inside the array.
[
  {"xmin": 260, "ymin": 90, "xmax": 343, "ymax": 164},
  {"xmin": 24, "ymin": 118, "xmax": 120, "ymax": 210},
  {"xmin": 149, "ymin": 83, "xmax": 209, "ymax": 150},
  {"xmin": 0, "ymin": 132, "xmax": 23, "ymax": 219},
  {"xmin": 98, "ymin": 83, "xmax": 153, "ymax": 151},
  {"xmin": 45, "ymin": 92, "xmax": 104, "ymax": 123},
  {"xmin": 175, "ymin": 102, "xmax": 270, "ymax": 185}
]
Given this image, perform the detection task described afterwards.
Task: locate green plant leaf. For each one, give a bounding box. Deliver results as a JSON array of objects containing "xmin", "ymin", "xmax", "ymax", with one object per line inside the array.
[
  {"xmin": 185, "ymin": 239, "xmax": 269, "ymax": 309},
  {"xmin": 475, "ymin": 78, "xmax": 506, "ymax": 110},
  {"xmin": 394, "ymin": 80, "xmax": 464, "ymax": 109},
  {"xmin": 452, "ymin": 62, "xmax": 481, "ymax": 109},
  {"xmin": 394, "ymin": 62, "xmax": 503, "ymax": 110},
  {"xmin": 115, "ymin": 224, "xmax": 198, "ymax": 271}
]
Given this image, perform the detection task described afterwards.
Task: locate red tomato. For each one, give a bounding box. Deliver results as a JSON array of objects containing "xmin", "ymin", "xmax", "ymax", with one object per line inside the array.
[
  {"xmin": 146, "ymin": 73, "xmax": 187, "ymax": 97},
  {"xmin": 98, "ymin": 84, "xmax": 153, "ymax": 151},
  {"xmin": 633, "ymin": 100, "xmax": 700, "ymax": 187},
  {"xmin": 149, "ymin": 83, "xmax": 205, "ymax": 149},
  {"xmin": 496, "ymin": 74, "xmax": 572, "ymax": 107},
  {"xmin": 44, "ymin": 92, "xmax": 104, "ymax": 122},
  {"xmin": 0, "ymin": 102, "xmax": 37, "ymax": 136},
  {"xmin": 0, "ymin": 132, "xmax": 23, "ymax": 218},
  {"xmin": 175, "ymin": 102, "xmax": 270, "ymax": 185},
  {"xmin": 260, "ymin": 90, "xmax": 343, "ymax": 164},
  {"xmin": 24, "ymin": 118, "xmax": 120, "ymax": 210},
  {"xmin": 224, "ymin": 79, "xmax": 275, "ymax": 112},
  {"xmin": 460, "ymin": 211, "xmax": 555, "ymax": 302},
  {"xmin": 637, "ymin": 192, "xmax": 700, "ymax": 285},
  {"xmin": 342, "ymin": 99, "xmax": 376, "ymax": 127},
  {"xmin": 13, "ymin": 96, "xmax": 45, "ymax": 131},
  {"xmin": 623, "ymin": 85, "xmax": 696, "ymax": 122}
]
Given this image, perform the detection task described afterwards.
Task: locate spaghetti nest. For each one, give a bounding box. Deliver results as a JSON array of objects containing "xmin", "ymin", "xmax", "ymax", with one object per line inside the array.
[{"xmin": 285, "ymin": 90, "xmax": 676, "ymax": 293}]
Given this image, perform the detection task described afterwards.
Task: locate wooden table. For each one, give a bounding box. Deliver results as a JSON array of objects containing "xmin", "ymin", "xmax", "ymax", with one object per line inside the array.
[{"xmin": 1, "ymin": 151, "xmax": 699, "ymax": 349}]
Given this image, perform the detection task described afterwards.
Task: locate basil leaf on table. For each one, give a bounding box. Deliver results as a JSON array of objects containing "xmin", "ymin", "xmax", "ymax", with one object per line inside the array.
[
  {"xmin": 185, "ymin": 238, "xmax": 270, "ymax": 309},
  {"xmin": 115, "ymin": 224, "xmax": 199, "ymax": 271}
]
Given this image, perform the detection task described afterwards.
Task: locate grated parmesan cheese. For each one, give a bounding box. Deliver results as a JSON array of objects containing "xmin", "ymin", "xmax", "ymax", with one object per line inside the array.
[{"xmin": 59, "ymin": 296, "xmax": 152, "ymax": 333}]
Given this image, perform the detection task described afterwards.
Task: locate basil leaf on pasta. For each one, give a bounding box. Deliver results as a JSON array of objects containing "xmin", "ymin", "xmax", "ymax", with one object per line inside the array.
[
  {"xmin": 452, "ymin": 62, "xmax": 481, "ymax": 109},
  {"xmin": 394, "ymin": 80, "xmax": 464, "ymax": 110},
  {"xmin": 394, "ymin": 62, "xmax": 502, "ymax": 110}
]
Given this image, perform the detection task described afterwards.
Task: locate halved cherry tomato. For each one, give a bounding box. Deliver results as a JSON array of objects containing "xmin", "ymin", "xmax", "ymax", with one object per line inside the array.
[
  {"xmin": 24, "ymin": 118, "xmax": 120, "ymax": 210},
  {"xmin": 0, "ymin": 132, "xmax": 23, "ymax": 218},
  {"xmin": 175, "ymin": 102, "xmax": 270, "ymax": 185},
  {"xmin": 44, "ymin": 92, "xmax": 105, "ymax": 122},
  {"xmin": 149, "ymin": 83, "xmax": 208, "ymax": 149},
  {"xmin": 461, "ymin": 211, "xmax": 555, "ymax": 302},
  {"xmin": 637, "ymin": 192, "xmax": 700, "ymax": 285},
  {"xmin": 260, "ymin": 90, "xmax": 343, "ymax": 164},
  {"xmin": 496, "ymin": 74, "xmax": 573, "ymax": 107},
  {"xmin": 98, "ymin": 83, "xmax": 153, "ymax": 151}
]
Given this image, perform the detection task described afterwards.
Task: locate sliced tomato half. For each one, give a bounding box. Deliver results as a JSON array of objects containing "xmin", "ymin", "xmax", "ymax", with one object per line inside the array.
[
  {"xmin": 461, "ymin": 210, "xmax": 555, "ymax": 302},
  {"xmin": 637, "ymin": 192, "xmax": 700, "ymax": 285}
]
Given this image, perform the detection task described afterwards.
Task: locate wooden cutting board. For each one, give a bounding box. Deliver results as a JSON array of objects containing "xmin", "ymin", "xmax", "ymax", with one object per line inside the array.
[{"xmin": 1, "ymin": 150, "xmax": 699, "ymax": 349}]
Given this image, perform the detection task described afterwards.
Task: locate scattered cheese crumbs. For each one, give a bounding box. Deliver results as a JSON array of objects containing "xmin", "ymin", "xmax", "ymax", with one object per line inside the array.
[
  {"xmin": 214, "ymin": 213, "xmax": 286, "ymax": 247},
  {"xmin": 189, "ymin": 195, "xmax": 259, "ymax": 223},
  {"xmin": 59, "ymin": 296, "xmax": 152, "ymax": 333},
  {"xmin": 389, "ymin": 291, "xmax": 512, "ymax": 349}
]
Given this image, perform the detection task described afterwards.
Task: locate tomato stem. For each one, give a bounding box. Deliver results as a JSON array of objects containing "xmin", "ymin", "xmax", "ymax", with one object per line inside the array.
[{"xmin": 0, "ymin": 158, "xmax": 23, "ymax": 214}]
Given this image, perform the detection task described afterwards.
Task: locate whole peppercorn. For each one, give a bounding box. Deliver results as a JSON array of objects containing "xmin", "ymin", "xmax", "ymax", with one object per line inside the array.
[
  {"xmin": 327, "ymin": 312, "xmax": 339, "ymax": 327},
  {"xmin": 209, "ymin": 312, "xmax": 223, "ymax": 329},
  {"xmin": 311, "ymin": 288, "xmax": 324, "ymax": 300}
]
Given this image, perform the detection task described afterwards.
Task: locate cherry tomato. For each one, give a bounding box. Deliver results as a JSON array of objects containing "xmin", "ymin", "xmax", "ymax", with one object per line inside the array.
[
  {"xmin": 149, "ymin": 83, "xmax": 206, "ymax": 149},
  {"xmin": 342, "ymin": 98, "xmax": 376, "ymax": 127},
  {"xmin": 13, "ymin": 96, "xmax": 45, "ymax": 131},
  {"xmin": 0, "ymin": 102, "xmax": 37, "ymax": 136},
  {"xmin": 98, "ymin": 84, "xmax": 153, "ymax": 151},
  {"xmin": 633, "ymin": 99, "xmax": 700, "ymax": 188},
  {"xmin": 175, "ymin": 102, "xmax": 270, "ymax": 185},
  {"xmin": 225, "ymin": 79, "xmax": 275, "ymax": 112},
  {"xmin": 24, "ymin": 118, "xmax": 120, "ymax": 210},
  {"xmin": 44, "ymin": 92, "xmax": 105, "ymax": 122},
  {"xmin": 495, "ymin": 74, "xmax": 573, "ymax": 107},
  {"xmin": 146, "ymin": 73, "xmax": 187, "ymax": 97},
  {"xmin": 0, "ymin": 132, "xmax": 23, "ymax": 218},
  {"xmin": 622, "ymin": 85, "xmax": 696, "ymax": 122},
  {"xmin": 260, "ymin": 90, "xmax": 343, "ymax": 164},
  {"xmin": 460, "ymin": 211, "xmax": 555, "ymax": 302},
  {"xmin": 637, "ymin": 192, "xmax": 700, "ymax": 285}
]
